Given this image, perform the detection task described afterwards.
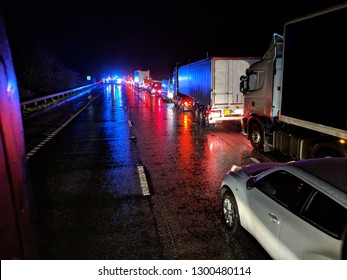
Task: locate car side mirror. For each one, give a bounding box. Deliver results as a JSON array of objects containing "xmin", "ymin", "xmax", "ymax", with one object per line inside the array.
[{"xmin": 246, "ymin": 176, "xmax": 256, "ymax": 190}]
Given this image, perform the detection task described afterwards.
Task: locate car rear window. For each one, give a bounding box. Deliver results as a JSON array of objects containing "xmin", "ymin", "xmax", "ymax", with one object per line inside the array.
[{"xmin": 301, "ymin": 191, "xmax": 347, "ymax": 239}]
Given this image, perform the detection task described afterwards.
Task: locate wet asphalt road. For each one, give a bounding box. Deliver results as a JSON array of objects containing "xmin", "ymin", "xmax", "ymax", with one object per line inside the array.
[{"xmin": 26, "ymin": 83, "xmax": 271, "ymax": 260}]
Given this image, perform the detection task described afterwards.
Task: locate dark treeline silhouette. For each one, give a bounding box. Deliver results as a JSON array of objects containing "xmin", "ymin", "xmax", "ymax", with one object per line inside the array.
[{"xmin": 10, "ymin": 38, "xmax": 91, "ymax": 101}]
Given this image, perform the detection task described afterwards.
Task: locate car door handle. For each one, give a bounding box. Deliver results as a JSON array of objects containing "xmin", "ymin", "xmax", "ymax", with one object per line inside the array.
[{"xmin": 268, "ymin": 213, "xmax": 280, "ymax": 224}]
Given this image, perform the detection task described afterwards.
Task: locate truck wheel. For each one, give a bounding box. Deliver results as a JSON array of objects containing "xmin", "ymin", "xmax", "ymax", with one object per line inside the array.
[
  {"xmin": 249, "ymin": 123, "xmax": 263, "ymax": 151},
  {"xmin": 222, "ymin": 192, "xmax": 240, "ymax": 233}
]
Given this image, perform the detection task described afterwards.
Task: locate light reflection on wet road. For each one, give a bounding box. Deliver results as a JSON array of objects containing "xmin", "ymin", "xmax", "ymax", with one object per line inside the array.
[
  {"xmin": 122, "ymin": 84, "xmax": 270, "ymax": 259},
  {"xmin": 27, "ymin": 83, "xmax": 270, "ymax": 259}
]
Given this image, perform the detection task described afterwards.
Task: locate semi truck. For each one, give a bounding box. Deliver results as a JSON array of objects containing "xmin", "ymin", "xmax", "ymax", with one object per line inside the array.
[
  {"xmin": 175, "ymin": 56, "xmax": 260, "ymax": 127},
  {"xmin": 240, "ymin": 4, "xmax": 347, "ymax": 159},
  {"xmin": 133, "ymin": 70, "xmax": 150, "ymax": 87}
]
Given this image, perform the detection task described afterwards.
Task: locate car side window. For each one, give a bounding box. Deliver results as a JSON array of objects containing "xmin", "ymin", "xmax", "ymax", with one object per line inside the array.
[
  {"xmin": 255, "ymin": 170, "xmax": 312, "ymax": 211},
  {"xmin": 301, "ymin": 191, "xmax": 347, "ymax": 239}
]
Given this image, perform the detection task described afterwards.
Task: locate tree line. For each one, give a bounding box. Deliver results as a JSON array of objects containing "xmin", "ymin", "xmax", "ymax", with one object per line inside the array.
[{"xmin": 11, "ymin": 39, "xmax": 93, "ymax": 101}]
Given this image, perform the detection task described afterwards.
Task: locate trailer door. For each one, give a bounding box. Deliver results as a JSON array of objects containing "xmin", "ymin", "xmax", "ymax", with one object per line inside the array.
[
  {"xmin": 213, "ymin": 58, "xmax": 230, "ymax": 106},
  {"xmin": 213, "ymin": 59, "xmax": 257, "ymax": 107}
]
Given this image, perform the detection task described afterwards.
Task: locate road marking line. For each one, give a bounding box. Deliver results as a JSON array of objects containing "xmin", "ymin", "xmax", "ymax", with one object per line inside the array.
[
  {"xmin": 250, "ymin": 157, "xmax": 260, "ymax": 163},
  {"xmin": 26, "ymin": 95, "xmax": 97, "ymax": 160},
  {"xmin": 137, "ymin": 165, "xmax": 150, "ymax": 196}
]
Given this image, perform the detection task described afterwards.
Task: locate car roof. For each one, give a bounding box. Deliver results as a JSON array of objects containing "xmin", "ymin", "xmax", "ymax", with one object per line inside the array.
[
  {"xmin": 241, "ymin": 157, "xmax": 347, "ymax": 194},
  {"xmin": 289, "ymin": 157, "xmax": 347, "ymax": 194}
]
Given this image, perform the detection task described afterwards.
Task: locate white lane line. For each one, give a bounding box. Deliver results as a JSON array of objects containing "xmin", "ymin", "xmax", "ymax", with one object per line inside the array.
[
  {"xmin": 128, "ymin": 120, "xmax": 136, "ymax": 140},
  {"xmin": 26, "ymin": 96, "xmax": 97, "ymax": 160},
  {"xmin": 249, "ymin": 157, "xmax": 260, "ymax": 163},
  {"xmin": 137, "ymin": 165, "xmax": 150, "ymax": 196}
]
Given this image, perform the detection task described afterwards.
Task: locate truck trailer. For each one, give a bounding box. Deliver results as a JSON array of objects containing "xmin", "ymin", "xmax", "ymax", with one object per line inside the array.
[
  {"xmin": 133, "ymin": 70, "xmax": 150, "ymax": 87},
  {"xmin": 175, "ymin": 56, "xmax": 260, "ymax": 127},
  {"xmin": 240, "ymin": 4, "xmax": 347, "ymax": 159}
]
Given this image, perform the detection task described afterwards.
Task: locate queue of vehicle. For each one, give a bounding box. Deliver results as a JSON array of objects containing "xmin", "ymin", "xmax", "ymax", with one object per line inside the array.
[
  {"xmin": 132, "ymin": 4, "xmax": 347, "ymax": 259},
  {"xmin": 1, "ymin": 2, "xmax": 347, "ymax": 260},
  {"xmin": 220, "ymin": 3, "xmax": 347, "ymax": 259}
]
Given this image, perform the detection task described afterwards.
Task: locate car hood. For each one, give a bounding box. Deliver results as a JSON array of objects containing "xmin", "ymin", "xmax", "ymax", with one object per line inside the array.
[{"xmin": 240, "ymin": 162, "xmax": 285, "ymax": 177}]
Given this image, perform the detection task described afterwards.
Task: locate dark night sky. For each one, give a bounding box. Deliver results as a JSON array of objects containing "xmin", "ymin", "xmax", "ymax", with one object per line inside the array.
[{"xmin": 1, "ymin": 0, "xmax": 346, "ymax": 80}]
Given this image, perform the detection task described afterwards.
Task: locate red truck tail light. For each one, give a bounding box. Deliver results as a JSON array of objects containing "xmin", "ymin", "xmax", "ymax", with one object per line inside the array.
[{"xmin": 209, "ymin": 109, "xmax": 221, "ymax": 117}]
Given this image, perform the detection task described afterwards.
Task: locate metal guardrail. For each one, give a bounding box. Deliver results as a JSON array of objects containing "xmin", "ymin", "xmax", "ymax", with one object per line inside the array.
[{"xmin": 20, "ymin": 81, "xmax": 102, "ymax": 109}]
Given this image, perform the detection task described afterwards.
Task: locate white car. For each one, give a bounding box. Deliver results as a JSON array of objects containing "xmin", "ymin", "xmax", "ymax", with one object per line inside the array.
[{"xmin": 221, "ymin": 157, "xmax": 347, "ymax": 260}]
